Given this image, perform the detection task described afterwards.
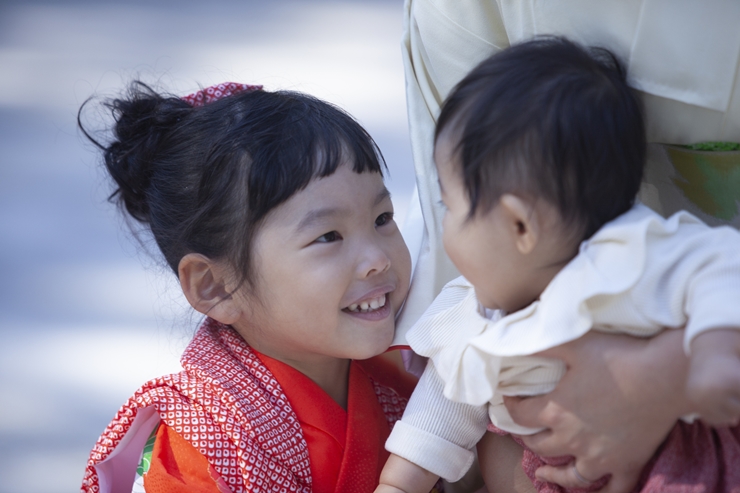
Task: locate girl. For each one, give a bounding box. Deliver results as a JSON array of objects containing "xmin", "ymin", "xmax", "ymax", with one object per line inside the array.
[
  {"xmin": 377, "ymin": 38, "xmax": 740, "ymax": 493},
  {"xmin": 79, "ymin": 81, "xmax": 416, "ymax": 493}
]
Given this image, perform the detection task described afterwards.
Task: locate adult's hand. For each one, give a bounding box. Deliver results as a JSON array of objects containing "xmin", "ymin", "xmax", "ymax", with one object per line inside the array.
[{"xmin": 504, "ymin": 329, "xmax": 693, "ymax": 493}]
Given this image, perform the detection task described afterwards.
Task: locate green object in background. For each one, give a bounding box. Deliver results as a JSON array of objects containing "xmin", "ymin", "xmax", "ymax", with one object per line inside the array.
[
  {"xmin": 136, "ymin": 423, "xmax": 160, "ymax": 477},
  {"xmin": 684, "ymin": 141, "xmax": 740, "ymax": 152},
  {"xmin": 666, "ymin": 144, "xmax": 740, "ymax": 220}
]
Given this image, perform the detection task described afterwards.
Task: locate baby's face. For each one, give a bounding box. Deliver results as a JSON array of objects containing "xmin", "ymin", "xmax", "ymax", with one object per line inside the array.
[{"xmin": 434, "ymin": 130, "xmax": 549, "ymax": 312}]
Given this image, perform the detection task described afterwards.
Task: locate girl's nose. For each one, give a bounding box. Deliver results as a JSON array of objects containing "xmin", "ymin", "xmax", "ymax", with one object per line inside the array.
[{"xmin": 357, "ymin": 241, "xmax": 391, "ymax": 278}]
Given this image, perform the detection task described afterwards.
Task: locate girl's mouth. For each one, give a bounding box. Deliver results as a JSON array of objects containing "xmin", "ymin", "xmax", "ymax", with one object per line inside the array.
[
  {"xmin": 342, "ymin": 293, "xmax": 393, "ymax": 321},
  {"xmin": 345, "ymin": 293, "xmax": 387, "ymax": 313}
]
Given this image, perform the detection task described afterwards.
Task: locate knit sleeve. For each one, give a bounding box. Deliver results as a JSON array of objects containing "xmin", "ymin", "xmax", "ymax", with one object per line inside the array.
[{"xmin": 385, "ymin": 361, "xmax": 489, "ymax": 482}]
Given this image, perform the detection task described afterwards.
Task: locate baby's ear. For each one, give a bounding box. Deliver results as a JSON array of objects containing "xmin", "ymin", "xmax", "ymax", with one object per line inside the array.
[
  {"xmin": 499, "ymin": 194, "xmax": 539, "ymax": 254},
  {"xmin": 178, "ymin": 253, "xmax": 242, "ymax": 325}
]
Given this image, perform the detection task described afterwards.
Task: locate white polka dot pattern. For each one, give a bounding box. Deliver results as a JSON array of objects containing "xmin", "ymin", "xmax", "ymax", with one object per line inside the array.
[{"xmin": 181, "ymin": 82, "xmax": 262, "ymax": 107}]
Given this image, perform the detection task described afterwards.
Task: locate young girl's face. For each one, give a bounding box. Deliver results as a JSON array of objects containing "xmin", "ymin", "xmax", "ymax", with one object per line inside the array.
[{"xmin": 232, "ymin": 163, "xmax": 411, "ymax": 366}]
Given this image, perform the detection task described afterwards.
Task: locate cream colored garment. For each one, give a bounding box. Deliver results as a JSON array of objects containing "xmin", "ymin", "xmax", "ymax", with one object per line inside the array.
[
  {"xmin": 395, "ymin": 0, "xmax": 740, "ymax": 343},
  {"xmin": 387, "ymin": 205, "xmax": 740, "ymax": 478},
  {"xmin": 411, "ymin": 204, "xmax": 740, "ymax": 404}
]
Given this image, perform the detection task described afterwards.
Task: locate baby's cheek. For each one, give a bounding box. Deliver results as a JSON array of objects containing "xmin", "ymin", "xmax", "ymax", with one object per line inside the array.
[
  {"xmin": 441, "ymin": 226, "xmax": 456, "ymax": 257},
  {"xmin": 443, "ymin": 231, "xmax": 468, "ymax": 274}
]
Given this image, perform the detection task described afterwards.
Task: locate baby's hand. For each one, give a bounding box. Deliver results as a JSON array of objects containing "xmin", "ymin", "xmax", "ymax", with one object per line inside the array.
[
  {"xmin": 375, "ymin": 454, "xmax": 439, "ymax": 493},
  {"xmin": 687, "ymin": 328, "xmax": 740, "ymax": 427}
]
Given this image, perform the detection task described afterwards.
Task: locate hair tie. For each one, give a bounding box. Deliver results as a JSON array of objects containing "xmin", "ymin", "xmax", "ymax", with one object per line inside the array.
[{"xmin": 182, "ymin": 82, "xmax": 262, "ymax": 107}]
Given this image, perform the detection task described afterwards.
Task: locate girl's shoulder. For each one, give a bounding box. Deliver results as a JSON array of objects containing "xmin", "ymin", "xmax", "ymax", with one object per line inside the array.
[
  {"xmin": 81, "ymin": 371, "xmax": 206, "ymax": 493},
  {"xmin": 82, "ymin": 361, "xmax": 312, "ymax": 493}
]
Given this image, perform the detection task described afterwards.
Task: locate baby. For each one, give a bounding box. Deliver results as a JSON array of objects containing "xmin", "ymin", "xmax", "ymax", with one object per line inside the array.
[{"xmin": 377, "ymin": 37, "xmax": 740, "ymax": 492}]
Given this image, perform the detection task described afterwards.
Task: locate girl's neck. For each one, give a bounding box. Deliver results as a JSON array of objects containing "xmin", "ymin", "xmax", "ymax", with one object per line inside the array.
[
  {"xmin": 244, "ymin": 332, "xmax": 352, "ymax": 409},
  {"xmin": 281, "ymin": 355, "xmax": 351, "ymax": 410}
]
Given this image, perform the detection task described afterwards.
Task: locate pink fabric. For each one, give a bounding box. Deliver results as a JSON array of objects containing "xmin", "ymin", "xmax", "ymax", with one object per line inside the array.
[
  {"xmin": 181, "ymin": 82, "xmax": 261, "ymax": 107},
  {"xmin": 488, "ymin": 422, "xmax": 740, "ymax": 493},
  {"xmin": 81, "ymin": 319, "xmax": 409, "ymax": 493}
]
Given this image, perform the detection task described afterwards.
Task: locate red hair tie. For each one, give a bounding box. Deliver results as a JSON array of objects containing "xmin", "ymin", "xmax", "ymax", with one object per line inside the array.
[{"xmin": 181, "ymin": 82, "xmax": 262, "ymax": 107}]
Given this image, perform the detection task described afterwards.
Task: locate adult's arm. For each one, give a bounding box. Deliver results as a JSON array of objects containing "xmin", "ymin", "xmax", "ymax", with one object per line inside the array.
[{"xmin": 504, "ymin": 329, "xmax": 692, "ymax": 493}]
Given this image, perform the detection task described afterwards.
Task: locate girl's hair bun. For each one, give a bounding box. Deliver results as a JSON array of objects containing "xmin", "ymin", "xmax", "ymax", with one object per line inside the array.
[
  {"xmin": 81, "ymin": 81, "xmax": 384, "ymax": 285},
  {"xmin": 101, "ymin": 82, "xmax": 191, "ymax": 223}
]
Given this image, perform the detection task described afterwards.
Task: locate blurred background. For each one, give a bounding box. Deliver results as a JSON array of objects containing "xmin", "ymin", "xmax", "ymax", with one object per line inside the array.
[{"xmin": 0, "ymin": 1, "xmax": 415, "ymax": 491}]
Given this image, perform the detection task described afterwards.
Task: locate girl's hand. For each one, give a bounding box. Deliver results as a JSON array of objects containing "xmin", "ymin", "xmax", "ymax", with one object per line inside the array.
[{"xmin": 503, "ymin": 329, "xmax": 692, "ymax": 493}]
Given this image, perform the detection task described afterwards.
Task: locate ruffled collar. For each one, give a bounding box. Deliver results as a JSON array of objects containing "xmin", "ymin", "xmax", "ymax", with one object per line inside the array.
[{"xmin": 407, "ymin": 204, "xmax": 702, "ymax": 403}]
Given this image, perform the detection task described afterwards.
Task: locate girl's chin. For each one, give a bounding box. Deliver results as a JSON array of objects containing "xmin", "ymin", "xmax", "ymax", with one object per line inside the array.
[{"xmin": 348, "ymin": 331, "xmax": 395, "ymax": 360}]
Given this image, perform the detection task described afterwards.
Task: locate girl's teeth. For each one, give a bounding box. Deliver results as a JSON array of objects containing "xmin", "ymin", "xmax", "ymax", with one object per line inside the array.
[{"xmin": 347, "ymin": 294, "xmax": 387, "ymax": 313}]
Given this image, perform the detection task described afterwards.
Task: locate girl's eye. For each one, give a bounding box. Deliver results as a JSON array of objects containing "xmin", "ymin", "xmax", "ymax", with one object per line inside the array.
[
  {"xmin": 375, "ymin": 212, "xmax": 394, "ymax": 227},
  {"xmin": 315, "ymin": 231, "xmax": 342, "ymax": 243}
]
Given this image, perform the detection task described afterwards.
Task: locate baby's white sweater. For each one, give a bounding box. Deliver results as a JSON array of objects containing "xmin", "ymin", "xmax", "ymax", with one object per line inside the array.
[{"xmin": 387, "ymin": 204, "xmax": 740, "ymax": 481}]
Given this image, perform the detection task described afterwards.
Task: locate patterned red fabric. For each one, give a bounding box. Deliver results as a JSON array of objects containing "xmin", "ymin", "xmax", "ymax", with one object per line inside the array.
[
  {"xmin": 181, "ymin": 82, "xmax": 262, "ymax": 107},
  {"xmin": 81, "ymin": 319, "xmax": 409, "ymax": 493},
  {"xmin": 488, "ymin": 422, "xmax": 740, "ymax": 493}
]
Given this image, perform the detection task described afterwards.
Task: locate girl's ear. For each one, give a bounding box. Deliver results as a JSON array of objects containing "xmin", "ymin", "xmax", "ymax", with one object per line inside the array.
[
  {"xmin": 499, "ymin": 194, "xmax": 539, "ymax": 254},
  {"xmin": 178, "ymin": 253, "xmax": 242, "ymax": 325}
]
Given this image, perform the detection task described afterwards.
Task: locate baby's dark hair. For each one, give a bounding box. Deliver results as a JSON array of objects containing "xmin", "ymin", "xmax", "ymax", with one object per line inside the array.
[
  {"xmin": 80, "ymin": 82, "xmax": 384, "ymax": 288},
  {"xmin": 436, "ymin": 37, "xmax": 646, "ymax": 240}
]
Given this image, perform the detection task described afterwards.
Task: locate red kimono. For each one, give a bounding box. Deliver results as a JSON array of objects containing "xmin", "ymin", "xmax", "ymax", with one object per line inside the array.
[{"xmin": 81, "ymin": 318, "xmax": 416, "ymax": 493}]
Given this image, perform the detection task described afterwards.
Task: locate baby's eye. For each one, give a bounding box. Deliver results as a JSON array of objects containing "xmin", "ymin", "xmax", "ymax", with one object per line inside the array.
[
  {"xmin": 375, "ymin": 212, "xmax": 394, "ymax": 227},
  {"xmin": 437, "ymin": 199, "xmax": 448, "ymax": 211},
  {"xmin": 315, "ymin": 231, "xmax": 342, "ymax": 243}
]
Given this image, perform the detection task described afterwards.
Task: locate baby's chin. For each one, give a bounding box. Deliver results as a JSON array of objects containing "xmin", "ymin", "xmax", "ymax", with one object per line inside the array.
[
  {"xmin": 473, "ymin": 288, "xmax": 535, "ymax": 314},
  {"xmin": 472, "ymin": 287, "xmax": 500, "ymax": 311}
]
